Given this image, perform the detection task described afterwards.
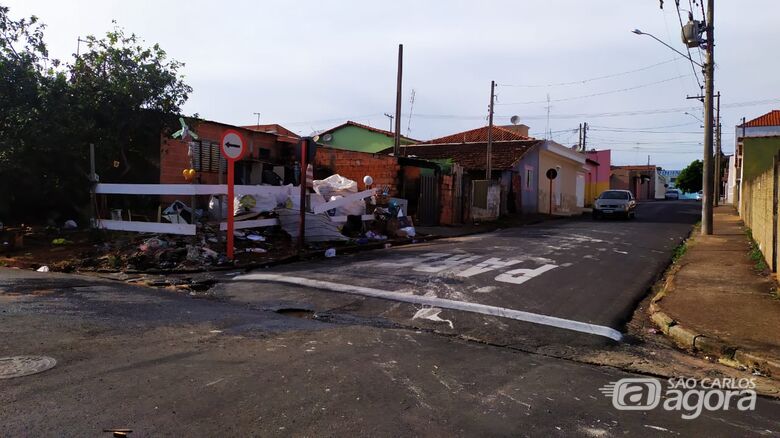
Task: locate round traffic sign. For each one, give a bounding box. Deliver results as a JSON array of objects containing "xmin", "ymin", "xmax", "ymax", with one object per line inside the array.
[
  {"xmin": 220, "ymin": 130, "xmax": 246, "ymax": 161},
  {"xmin": 546, "ymin": 168, "xmax": 558, "ymax": 180}
]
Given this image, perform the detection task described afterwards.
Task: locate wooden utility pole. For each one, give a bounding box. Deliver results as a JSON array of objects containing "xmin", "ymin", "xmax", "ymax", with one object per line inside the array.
[
  {"xmin": 393, "ymin": 44, "xmax": 403, "ymax": 156},
  {"xmin": 486, "ymin": 80, "xmax": 495, "ymax": 180},
  {"xmin": 701, "ymin": 0, "xmax": 715, "ymax": 234}
]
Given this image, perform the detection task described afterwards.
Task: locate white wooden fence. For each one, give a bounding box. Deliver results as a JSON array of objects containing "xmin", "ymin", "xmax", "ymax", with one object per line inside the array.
[{"xmin": 94, "ymin": 183, "xmax": 374, "ymax": 235}]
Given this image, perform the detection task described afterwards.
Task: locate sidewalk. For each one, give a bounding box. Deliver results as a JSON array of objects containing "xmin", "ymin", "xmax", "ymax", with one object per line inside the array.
[{"xmin": 650, "ymin": 205, "xmax": 780, "ymax": 377}]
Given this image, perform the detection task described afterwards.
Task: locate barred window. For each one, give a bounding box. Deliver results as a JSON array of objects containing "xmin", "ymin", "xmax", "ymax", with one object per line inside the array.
[{"xmin": 191, "ymin": 141, "xmax": 226, "ymax": 173}]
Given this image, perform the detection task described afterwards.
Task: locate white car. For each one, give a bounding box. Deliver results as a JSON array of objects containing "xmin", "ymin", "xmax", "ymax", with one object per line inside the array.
[
  {"xmin": 695, "ymin": 190, "xmax": 703, "ymax": 201},
  {"xmin": 593, "ymin": 190, "xmax": 637, "ymax": 220}
]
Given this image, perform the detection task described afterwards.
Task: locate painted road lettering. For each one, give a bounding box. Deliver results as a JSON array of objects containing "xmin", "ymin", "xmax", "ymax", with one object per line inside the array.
[
  {"xmin": 379, "ymin": 252, "xmax": 561, "ymax": 285},
  {"xmin": 413, "ymin": 254, "xmax": 482, "ymax": 273},
  {"xmin": 456, "ymin": 257, "xmax": 524, "ymax": 278},
  {"xmin": 494, "ymin": 264, "xmax": 559, "ymax": 285}
]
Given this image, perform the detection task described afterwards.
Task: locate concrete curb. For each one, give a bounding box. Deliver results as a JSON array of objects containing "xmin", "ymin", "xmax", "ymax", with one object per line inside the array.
[{"xmin": 648, "ymin": 260, "xmax": 780, "ymax": 378}]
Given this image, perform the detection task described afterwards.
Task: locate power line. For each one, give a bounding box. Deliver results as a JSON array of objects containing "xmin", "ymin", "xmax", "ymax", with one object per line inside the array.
[
  {"xmin": 590, "ymin": 128, "xmax": 702, "ymax": 134},
  {"xmin": 496, "ymin": 75, "xmax": 688, "ymax": 106},
  {"xmin": 590, "ymin": 121, "xmax": 698, "ymax": 130},
  {"xmin": 497, "ymin": 58, "xmax": 679, "ymax": 88},
  {"xmin": 675, "ymin": 0, "xmax": 704, "ymax": 90}
]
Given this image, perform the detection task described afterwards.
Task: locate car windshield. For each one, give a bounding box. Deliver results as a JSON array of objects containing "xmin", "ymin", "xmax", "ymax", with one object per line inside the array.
[
  {"xmin": 600, "ymin": 191, "xmax": 629, "ymax": 200},
  {"xmin": 666, "ymin": 190, "xmax": 677, "ymax": 194}
]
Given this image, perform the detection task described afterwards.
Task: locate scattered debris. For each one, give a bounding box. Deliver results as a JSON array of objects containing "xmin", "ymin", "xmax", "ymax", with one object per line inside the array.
[
  {"xmin": 36, "ymin": 266, "xmax": 49, "ymax": 272},
  {"xmin": 324, "ymin": 248, "xmax": 336, "ymax": 258},
  {"xmin": 412, "ymin": 307, "xmax": 454, "ymax": 329}
]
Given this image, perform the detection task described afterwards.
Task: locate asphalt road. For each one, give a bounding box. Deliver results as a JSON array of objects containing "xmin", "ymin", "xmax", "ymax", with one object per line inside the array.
[
  {"xmin": 228, "ymin": 200, "xmax": 701, "ymax": 346},
  {"xmin": 2, "ymin": 266, "xmax": 779, "ymax": 436}
]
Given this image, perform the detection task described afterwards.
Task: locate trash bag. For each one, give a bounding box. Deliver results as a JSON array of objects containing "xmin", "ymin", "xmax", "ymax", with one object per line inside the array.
[{"xmin": 313, "ymin": 174, "xmax": 358, "ymax": 199}]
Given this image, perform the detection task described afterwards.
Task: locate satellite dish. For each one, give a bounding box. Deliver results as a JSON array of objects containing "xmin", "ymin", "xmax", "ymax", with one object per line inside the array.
[
  {"xmin": 510, "ymin": 115, "xmax": 521, "ymax": 125},
  {"xmin": 322, "ymin": 133, "xmax": 333, "ymax": 142}
]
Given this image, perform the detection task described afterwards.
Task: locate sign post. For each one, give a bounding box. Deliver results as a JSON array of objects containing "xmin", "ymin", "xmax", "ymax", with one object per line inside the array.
[
  {"xmin": 545, "ymin": 168, "xmax": 558, "ymax": 216},
  {"xmin": 220, "ymin": 129, "xmax": 247, "ymax": 260}
]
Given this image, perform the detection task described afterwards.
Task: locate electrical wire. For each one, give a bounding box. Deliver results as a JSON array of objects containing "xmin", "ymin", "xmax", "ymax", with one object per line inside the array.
[
  {"xmin": 590, "ymin": 128, "xmax": 702, "ymax": 134},
  {"xmin": 497, "ymin": 58, "xmax": 679, "ymax": 88},
  {"xmin": 496, "ymin": 75, "xmax": 688, "ymax": 106},
  {"xmin": 676, "ymin": 0, "xmax": 703, "ymax": 90},
  {"xmin": 590, "ymin": 121, "xmax": 698, "ymax": 130}
]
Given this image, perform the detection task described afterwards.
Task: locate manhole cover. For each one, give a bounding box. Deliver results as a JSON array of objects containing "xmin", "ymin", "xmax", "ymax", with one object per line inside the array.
[{"xmin": 0, "ymin": 356, "xmax": 57, "ymax": 379}]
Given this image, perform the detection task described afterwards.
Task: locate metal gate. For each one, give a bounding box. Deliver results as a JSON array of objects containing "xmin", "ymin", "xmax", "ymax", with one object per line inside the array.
[{"xmin": 418, "ymin": 175, "xmax": 439, "ymax": 226}]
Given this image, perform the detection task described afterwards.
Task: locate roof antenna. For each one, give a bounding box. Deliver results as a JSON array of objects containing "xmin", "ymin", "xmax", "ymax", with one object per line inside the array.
[
  {"xmin": 406, "ymin": 89, "xmax": 416, "ymax": 137},
  {"xmin": 545, "ymin": 93, "xmax": 552, "ymax": 140}
]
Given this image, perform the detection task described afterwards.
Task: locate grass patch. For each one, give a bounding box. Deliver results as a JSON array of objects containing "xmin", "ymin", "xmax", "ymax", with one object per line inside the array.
[
  {"xmin": 745, "ymin": 228, "xmax": 770, "ymax": 273},
  {"xmin": 672, "ymin": 240, "xmax": 688, "ymax": 263}
]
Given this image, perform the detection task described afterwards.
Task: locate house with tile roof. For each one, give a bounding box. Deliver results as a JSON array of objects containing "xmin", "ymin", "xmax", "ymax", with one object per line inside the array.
[
  {"xmin": 316, "ymin": 120, "xmax": 419, "ymax": 153},
  {"xmin": 734, "ymin": 110, "xmax": 780, "ymax": 273},
  {"xmin": 399, "ymin": 125, "xmax": 587, "ymax": 217}
]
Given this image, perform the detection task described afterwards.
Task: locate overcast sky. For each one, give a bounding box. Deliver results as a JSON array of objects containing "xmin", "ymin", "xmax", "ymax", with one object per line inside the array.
[{"xmin": 6, "ymin": 0, "xmax": 779, "ymax": 169}]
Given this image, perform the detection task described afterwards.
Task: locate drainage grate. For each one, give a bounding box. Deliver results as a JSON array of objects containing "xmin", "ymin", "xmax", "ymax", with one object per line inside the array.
[{"xmin": 0, "ymin": 356, "xmax": 57, "ymax": 379}]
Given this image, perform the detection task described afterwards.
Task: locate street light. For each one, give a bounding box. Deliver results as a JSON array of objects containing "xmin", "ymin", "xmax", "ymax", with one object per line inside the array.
[
  {"xmin": 631, "ymin": 29, "xmax": 703, "ymax": 67},
  {"xmin": 632, "ymin": 11, "xmax": 715, "ymax": 236},
  {"xmin": 683, "ymin": 112, "xmax": 703, "ymax": 123}
]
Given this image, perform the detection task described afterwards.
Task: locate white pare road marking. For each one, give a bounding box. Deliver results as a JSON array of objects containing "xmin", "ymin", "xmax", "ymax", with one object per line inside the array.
[
  {"xmin": 235, "ymin": 273, "xmax": 623, "ymax": 342},
  {"xmin": 378, "ymin": 253, "xmax": 560, "ymax": 284}
]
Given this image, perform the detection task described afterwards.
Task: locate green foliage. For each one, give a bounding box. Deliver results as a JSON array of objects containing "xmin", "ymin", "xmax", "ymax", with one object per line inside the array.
[
  {"xmin": 745, "ymin": 228, "xmax": 769, "ymax": 273},
  {"xmin": 675, "ymin": 159, "xmax": 703, "ymax": 194},
  {"xmin": 672, "ymin": 240, "xmax": 688, "ymax": 263},
  {"xmin": 0, "ymin": 7, "xmax": 190, "ymax": 223}
]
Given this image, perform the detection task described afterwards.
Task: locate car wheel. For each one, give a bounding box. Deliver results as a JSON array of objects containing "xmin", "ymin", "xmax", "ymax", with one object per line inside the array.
[{"xmin": 592, "ymin": 212, "xmax": 600, "ymax": 220}]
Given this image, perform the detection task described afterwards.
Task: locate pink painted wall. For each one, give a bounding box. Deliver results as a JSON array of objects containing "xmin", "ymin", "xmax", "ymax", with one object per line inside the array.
[{"xmin": 586, "ymin": 150, "xmax": 611, "ymax": 184}]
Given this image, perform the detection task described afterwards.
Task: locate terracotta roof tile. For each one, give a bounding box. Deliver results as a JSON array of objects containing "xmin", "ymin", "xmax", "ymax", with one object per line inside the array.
[
  {"xmin": 423, "ymin": 125, "xmax": 532, "ymax": 144},
  {"xmin": 399, "ymin": 140, "xmax": 541, "ymax": 170},
  {"xmin": 742, "ymin": 110, "xmax": 780, "ymax": 128}
]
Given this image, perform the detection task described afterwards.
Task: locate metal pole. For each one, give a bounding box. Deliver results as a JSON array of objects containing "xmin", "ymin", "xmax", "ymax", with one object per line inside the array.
[
  {"xmin": 714, "ymin": 91, "xmax": 721, "ymax": 206},
  {"xmin": 393, "ymin": 44, "xmax": 403, "ymax": 156},
  {"xmin": 549, "ymin": 178, "xmax": 553, "ymax": 215},
  {"xmin": 89, "ymin": 143, "xmax": 97, "ymax": 228},
  {"xmin": 487, "ymin": 80, "xmax": 495, "ymax": 181},
  {"xmin": 701, "ymin": 0, "xmax": 715, "ymax": 235},
  {"xmin": 297, "ymin": 139, "xmax": 308, "ymax": 253}
]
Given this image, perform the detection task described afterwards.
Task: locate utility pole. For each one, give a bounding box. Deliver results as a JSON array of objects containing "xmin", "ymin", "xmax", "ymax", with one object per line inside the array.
[
  {"xmin": 393, "ymin": 44, "xmax": 403, "ymax": 156},
  {"xmin": 582, "ymin": 122, "xmax": 588, "ymax": 151},
  {"xmin": 701, "ymin": 0, "xmax": 715, "ymax": 235},
  {"xmin": 383, "ymin": 113, "xmax": 394, "ymax": 132},
  {"xmin": 578, "ymin": 124, "xmax": 583, "ymax": 150},
  {"xmin": 486, "ymin": 80, "xmax": 495, "ymax": 180},
  {"xmin": 253, "ymin": 112, "xmax": 261, "ymax": 127},
  {"xmin": 714, "ymin": 91, "xmax": 721, "ymax": 206}
]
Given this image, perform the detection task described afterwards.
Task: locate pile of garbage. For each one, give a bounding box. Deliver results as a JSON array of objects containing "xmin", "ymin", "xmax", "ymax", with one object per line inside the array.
[{"xmin": 7, "ymin": 174, "xmax": 422, "ymax": 273}]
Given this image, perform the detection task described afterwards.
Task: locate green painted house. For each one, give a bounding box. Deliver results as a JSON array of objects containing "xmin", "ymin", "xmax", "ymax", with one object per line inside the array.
[{"xmin": 317, "ymin": 121, "xmax": 418, "ymax": 153}]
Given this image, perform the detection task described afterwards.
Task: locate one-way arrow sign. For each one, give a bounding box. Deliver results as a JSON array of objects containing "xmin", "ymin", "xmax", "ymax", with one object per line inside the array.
[{"xmin": 220, "ymin": 130, "xmax": 246, "ymax": 161}]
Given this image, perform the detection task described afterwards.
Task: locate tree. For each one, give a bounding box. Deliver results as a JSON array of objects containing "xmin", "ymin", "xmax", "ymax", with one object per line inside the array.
[
  {"xmin": 676, "ymin": 159, "xmax": 703, "ymax": 194},
  {"xmin": 70, "ymin": 24, "xmax": 192, "ymax": 180},
  {"xmin": 0, "ymin": 5, "xmax": 191, "ymax": 223}
]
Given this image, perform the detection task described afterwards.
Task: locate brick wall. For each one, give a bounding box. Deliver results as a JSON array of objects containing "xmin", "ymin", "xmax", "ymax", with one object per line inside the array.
[
  {"xmin": 160, "ymin": 121, "xmax": 292, "ymax": 186},
  {"xmin": 314, "ymin": 146, "xmax": 400, "ymax": 195},
  {"xmin": 439, "ymin": 174, "xmax": 454, "ymax": 225},
  {"xmin": 742, "ymin": 167, "xmax": 775, "ymax": 272}
]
